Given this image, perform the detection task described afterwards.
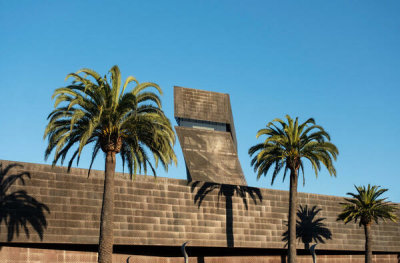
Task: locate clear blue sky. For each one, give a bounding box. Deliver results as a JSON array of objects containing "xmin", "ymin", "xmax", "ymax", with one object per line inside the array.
[{"xmin": 1, "ymin": 1, "xmax": 399, "ymax": 202}]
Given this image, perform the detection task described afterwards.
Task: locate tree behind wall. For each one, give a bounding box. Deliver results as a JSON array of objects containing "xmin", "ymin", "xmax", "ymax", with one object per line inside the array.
[
  {"xmin": 337, "ymin": 184, "xmax": 398, "ymax": 263},
  {"xmin": 248, "ymin": 115, "xmax": 338, "ymax": 263},
  {"xmin": 44, "ymin": 66, "xmax": 176, "ymax": 263}
]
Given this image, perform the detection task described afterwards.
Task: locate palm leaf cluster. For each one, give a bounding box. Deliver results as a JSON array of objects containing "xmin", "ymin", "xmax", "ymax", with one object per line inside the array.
[
  {"xmin": 249, "ymin": 115, "xmax": 338, "ymax": 184},
  {"xmin": 44, "ymin": 65, "xmax": 176, "ymax": 177},
  {"xmin": 337, "ymin": 184, "xmax": 398, "ymax": 226}
]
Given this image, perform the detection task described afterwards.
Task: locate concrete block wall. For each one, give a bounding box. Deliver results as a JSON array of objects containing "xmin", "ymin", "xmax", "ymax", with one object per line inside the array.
[{"xmin": 0, "ymin": 160, "xmax": 399, "ymax": 258}]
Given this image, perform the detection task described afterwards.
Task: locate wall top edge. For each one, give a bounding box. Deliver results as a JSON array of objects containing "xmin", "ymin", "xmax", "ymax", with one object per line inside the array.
[
  {"xmin": 174, "ymin": 86, "xmax": 229, "ymax": 96},
  {"xmin": 1, "ymin": 159, "xmax": 398, "ymax": 205}
]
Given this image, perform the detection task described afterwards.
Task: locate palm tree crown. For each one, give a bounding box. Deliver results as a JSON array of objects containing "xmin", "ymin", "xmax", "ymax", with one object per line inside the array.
[
  {"xmin": 44, "ymin": 65, "xmax": 176, "ymax": 176},
  {"xmin": 338, "ymin": 184, "xmax": 397, "ymax": 226},
  {"xmin": 249, "ymin": 115, "xmax": 338, "ymax": 184}
]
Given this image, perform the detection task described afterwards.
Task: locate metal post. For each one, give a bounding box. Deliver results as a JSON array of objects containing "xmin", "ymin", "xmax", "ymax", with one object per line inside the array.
[
  {"xmin": 181, "ymin": 241, "xmax": 190, "ymax": 263},
  {"xmin": 310, "ymin": 244, "xmax": 317, "ymax": 263}
]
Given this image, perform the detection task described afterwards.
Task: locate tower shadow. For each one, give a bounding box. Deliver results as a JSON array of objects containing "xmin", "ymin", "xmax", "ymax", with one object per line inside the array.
[
  {"xmin": 282, "ymin": 205, "xmax": 332, "ymax": 250},
  {"xmin": 0, "ymin": 163, "xmax": 50, "ymax": 242},
  {"xmin": 191, "ymin": 181, "xmax": 263, "ymax": 248}
]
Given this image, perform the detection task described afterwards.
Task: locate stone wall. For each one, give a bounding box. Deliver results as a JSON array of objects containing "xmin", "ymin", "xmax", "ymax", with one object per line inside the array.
[{"xmin": 0, "ymin": 160, "xmax": 399, "ymax": 260}]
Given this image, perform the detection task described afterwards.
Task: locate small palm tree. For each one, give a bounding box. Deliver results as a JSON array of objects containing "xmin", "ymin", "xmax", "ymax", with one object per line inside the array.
[
  {"xmin": 337, "ymin": 185, "xmax": 398, "ymax": 263},
  {"xmin": 248, "ymin": 115, "xmax": 338, "ymax": 263},
  {"xmin": 44, "ymin": 66, "xmax": 176, "ymax": 263}
]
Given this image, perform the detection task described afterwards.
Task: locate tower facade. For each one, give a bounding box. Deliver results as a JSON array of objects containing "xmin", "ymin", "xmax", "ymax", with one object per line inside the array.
[{"xmin": 174, "ymin": 86, "xmax": 246, "ymax": 186}]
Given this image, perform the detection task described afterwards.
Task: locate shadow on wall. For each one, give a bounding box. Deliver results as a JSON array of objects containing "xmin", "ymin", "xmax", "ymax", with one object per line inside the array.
[
  {"xmin": 0, "ymin": 163, "xmax": 50, "ymax": 242},
  {"xmin": 190, "ymin": 181, "xmax": 263, "ymax": 248},
  {"xmin": 282, "ymin": 205, "xmax": 332, "ymax": 250}
]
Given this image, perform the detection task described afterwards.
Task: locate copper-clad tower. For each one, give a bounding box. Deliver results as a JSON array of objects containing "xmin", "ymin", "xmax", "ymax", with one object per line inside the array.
[{"xmin": 174, "ymin": 86, "xmax": 247, "ymax": 186}]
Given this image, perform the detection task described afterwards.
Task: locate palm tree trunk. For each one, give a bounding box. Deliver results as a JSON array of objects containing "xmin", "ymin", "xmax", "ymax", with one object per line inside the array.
[
  {"xmin": 98, "ymin": 151, "xmax": 116, "ymax": 263},
  {"xmin": 288, "ymin": 169, "xmax": 298, "ymax": 263},
  {"xmin": 364, "ymin": 223, "xmax": 372, "ymax": 263}
]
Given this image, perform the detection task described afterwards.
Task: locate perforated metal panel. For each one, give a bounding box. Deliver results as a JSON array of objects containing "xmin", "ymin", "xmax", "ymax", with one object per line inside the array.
[{"xmin": 174, "ymin": 86, "xmax": 246, "ymax": 185}]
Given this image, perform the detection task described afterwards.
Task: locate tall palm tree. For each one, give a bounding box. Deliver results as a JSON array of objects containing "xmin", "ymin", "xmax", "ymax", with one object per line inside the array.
[
  {"xmin": 248, "ymin": 115, "xmax": 338, "ymax": 263},
  {"xmin": 337, "ymin": 185, "xmax": 398, "ymax": 263},
  {"xmin": 44, "ymin": 66, "xmax": 176, "ymax": 263}
]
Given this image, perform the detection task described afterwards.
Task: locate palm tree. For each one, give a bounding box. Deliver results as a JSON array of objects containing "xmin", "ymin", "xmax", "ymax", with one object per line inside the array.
[
  {"xmin": 44, "ymin": 66, "xmax": 176, "ymax": 263},
  {"xmin": 337, "ymin": 185, "xmax": 398, "ymax": 263},
  {"xmin": 248, "ymin": 115, "xmax": 338, "ymax": 263}
]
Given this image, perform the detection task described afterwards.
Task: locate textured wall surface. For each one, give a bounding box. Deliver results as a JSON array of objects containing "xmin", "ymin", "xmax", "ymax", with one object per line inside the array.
[
  {"xmin": 174, "ymin": 86, "xmax": 238, "ymax": 149},
  {"xmin": 0, "ymin": 246, "xmax": 398, "ymax": 263},
  {"xmin": 174, "ymin": 86, "xmax": 233, "ymax": 127},
  {"xmin": 0, "ymin": 160, "xmax": 399, "ymax": 254},
  {"xmin": 176, "ymin": 127, "xmax": 246, "ymax": 186},
  {"xmin": 174, "ymin": 86, "xmax": 245, "ymax": 185}
]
